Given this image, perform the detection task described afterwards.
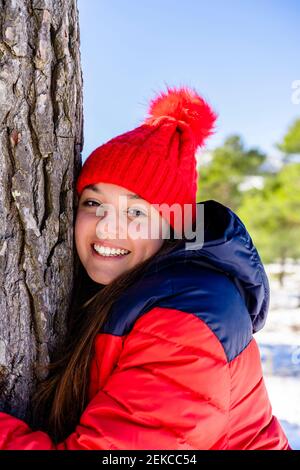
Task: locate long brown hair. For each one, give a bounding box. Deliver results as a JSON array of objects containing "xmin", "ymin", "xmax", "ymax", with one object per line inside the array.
[{"xmin": 31, "ymin": 228, "xmax": 184, "ymax": 443}]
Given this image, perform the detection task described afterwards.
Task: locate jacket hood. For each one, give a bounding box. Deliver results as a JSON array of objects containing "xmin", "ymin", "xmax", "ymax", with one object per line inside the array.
[
  {"xmin": 151, "ymin": 199, "xmax": 270, "ymax": 333},
  {"xmin": 199, "ymin": 200, "xmax": 270, "ymax": 332},
  {"xmin": 104, "ymin": 200, "xmax": 270, "ymax": 336}
]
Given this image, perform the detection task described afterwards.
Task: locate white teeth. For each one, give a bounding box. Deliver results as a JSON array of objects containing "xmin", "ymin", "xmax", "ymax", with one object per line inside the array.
[{"xmin": 93, "ymin": 244, "xmax": 130, "ymax": 256}]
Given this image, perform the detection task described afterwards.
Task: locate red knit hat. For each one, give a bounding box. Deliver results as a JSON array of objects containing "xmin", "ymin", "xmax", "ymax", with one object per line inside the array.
[{"xmin": 76, "ymin": 85, "xmax": 217, "ymax": 234}]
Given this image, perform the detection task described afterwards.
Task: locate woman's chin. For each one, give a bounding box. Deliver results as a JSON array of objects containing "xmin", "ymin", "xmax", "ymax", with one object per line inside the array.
[{"xmin": 89, "ymin": 272, "xmax": 112, "ymax": 285}]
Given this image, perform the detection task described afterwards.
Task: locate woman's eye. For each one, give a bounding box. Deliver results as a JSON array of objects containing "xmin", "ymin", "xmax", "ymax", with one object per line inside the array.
[
  {"xmin": 127, "ymin": 208, "xmax": 147, "ymax": 217},
  {"xmin": 82, "ymin": 200, "xmax": 101, "ymax": 207}
]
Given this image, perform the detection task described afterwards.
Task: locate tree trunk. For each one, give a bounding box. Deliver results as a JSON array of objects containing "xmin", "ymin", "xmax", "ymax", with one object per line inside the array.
[{"xmin": 0, "ymin": 0, "xmax": 83, "ymax": 424}]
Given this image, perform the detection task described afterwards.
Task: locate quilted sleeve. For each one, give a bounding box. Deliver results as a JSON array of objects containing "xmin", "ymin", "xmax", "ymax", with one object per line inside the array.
[{"xmin": 0, "ymin": 307, "xmax": 230, "ymax": 450}]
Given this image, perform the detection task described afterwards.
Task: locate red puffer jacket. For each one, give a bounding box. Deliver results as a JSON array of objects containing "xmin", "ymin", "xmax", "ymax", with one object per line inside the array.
[{"xmin": 0, "ymin": 201, "xmax": 291, "ymax": 450}]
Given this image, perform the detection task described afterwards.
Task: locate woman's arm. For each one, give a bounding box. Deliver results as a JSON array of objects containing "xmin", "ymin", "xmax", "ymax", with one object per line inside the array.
[{"xmin": 0, "ymin": 307, "xmax": 229, "ymax": 450}]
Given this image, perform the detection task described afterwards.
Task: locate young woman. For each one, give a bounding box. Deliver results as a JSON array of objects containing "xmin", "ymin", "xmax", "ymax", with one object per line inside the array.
[{"xmin": 0, "ymin": 86, "xmax": 291, "ymax": 450}]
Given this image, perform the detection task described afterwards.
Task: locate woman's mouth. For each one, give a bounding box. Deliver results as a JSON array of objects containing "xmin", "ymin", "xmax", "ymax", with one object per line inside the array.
[{"xmin": 91, "ymin": 243, "xmax": 131, "ymax": 260}]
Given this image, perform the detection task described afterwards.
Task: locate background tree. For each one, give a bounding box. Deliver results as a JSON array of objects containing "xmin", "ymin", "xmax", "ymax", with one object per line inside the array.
[
  {"xmin": 197, "ymin": 134, "xmax": 266, "ymax": 211},
  {"xmin": 197, "ymin": 120, "xmax": 300, "ymax": 287},
  {"xmin": 0, "ymin": 0, "xmax": 83, "ymax": 425},
  {"xmin": 237, "ymin": 116, "xmax": 300, "ymax": 286},
  {"xmin": 276, "ymin": 118, "xmax": 300, "ymax": 161},
  {"xmin": 238, "ymin": 163, "xmax": 300, "ymax": 286}
]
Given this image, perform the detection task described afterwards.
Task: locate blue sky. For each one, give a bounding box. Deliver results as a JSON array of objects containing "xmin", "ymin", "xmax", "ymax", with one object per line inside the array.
[{"xmin": 77, "ymin": 0, "xmax": 299, "ymax": 163}]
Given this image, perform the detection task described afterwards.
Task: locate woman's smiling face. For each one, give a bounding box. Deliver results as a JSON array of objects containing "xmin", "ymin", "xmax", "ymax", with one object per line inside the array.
[{"xmin": 75, "ymin": 182, "xmax": 170, "ymax": 285}]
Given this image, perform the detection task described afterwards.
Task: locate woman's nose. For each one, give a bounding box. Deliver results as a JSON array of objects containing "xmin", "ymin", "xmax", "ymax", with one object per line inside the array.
[{"xmin": 95, "ymin": 207, "xmax": 127, "ymax": 240}]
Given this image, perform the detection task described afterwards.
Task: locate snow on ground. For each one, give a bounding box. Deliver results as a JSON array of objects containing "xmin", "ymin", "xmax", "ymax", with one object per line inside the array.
[
  {"xmin": 262, "ymin": 375, "xmax": 300, "ymax": 449},
  {"xmin": 255, "ymin": 262, "xmax": 300, "ymax": 449}
]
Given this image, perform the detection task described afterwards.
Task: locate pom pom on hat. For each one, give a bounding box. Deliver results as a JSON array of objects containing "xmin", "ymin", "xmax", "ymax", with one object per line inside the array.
[{"xmin": 144, "ymin": 85, "xmax": 218, "ymax": 148}]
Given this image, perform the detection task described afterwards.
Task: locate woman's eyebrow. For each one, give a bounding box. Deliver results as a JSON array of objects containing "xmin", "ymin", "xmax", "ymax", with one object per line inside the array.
[{"xmin": 84, "ymin": 184, "xmax": 142, "ymax": 199}]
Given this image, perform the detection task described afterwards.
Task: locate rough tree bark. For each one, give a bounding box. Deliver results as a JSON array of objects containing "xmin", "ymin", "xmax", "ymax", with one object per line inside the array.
[{"xmin": 0, "ymin": 0, "xmax": 83, "ymax": 424}]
